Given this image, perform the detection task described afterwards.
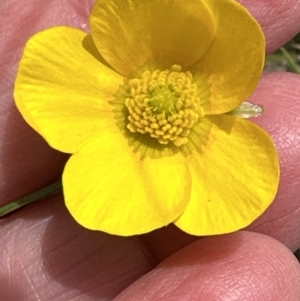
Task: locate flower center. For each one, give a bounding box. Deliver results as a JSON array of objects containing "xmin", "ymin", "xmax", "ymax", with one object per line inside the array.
[{"xmin": 125, "ymin": 65, "xmax": 204, "ymax": 146}]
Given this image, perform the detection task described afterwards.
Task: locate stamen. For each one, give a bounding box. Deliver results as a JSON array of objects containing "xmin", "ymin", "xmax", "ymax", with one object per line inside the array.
[{"xmin": 125, "ymin": 65, "xmax": 204, "ymax": 146}]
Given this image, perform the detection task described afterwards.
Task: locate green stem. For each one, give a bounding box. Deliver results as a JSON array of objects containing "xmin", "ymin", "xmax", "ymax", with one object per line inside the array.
[
  {"xmin": 280, "ymin": 47, "xmax": 300, "ymax": 74},
  {"xmin": 0, "ymin": 181, "xmax": 62, "ymax": 217}
]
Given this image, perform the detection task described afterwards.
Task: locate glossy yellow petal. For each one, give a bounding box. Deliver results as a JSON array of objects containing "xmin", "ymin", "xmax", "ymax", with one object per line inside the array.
[
  {"xmin": 15, "ymin": 26, "xmax": 123, "ymax": 153},
  {"xmin": 63, "ymin": 131, "xmax": 191, "ymax": 236},
  {"xmin": 195, "ymin": 0, "xmax": 265, "ymax": 114},
  {"xmin": 90, "ymin": 0, "xmax": 215, "ymax": 76},
  {"xmin": 175, "ymin": 115, "xmax": 279, "ymax": 235}
]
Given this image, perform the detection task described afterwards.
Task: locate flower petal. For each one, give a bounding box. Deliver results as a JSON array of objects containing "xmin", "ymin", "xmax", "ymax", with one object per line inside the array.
[
  {"xmin": 175, "ymin": 115, "xmax": 279, "ymax": 235},
  {"xmin": 63, "ymin": 131, "xmax": 191, "ymax": 236},
  {"xmin": 90, "ymin": 0, "xmax": 215, "ymax": 76},
  {"xmin": 14, "ymin": 26, "xmax": 123, "ymax": 153},
  {"xmin": 195, "ymin": 0, "xmax": 265, "ymax": 114}
]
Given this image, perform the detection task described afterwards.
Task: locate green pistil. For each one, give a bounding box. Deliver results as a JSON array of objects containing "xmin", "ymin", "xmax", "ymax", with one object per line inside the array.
[{"xmin": 149, "ymin": 87, "xmax": 177, "ymax": 115}]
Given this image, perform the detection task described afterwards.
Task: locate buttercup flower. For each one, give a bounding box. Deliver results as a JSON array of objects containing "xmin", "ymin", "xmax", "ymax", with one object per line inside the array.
[{"xmin": 14, "ymin": 0, "xmax": 279, "ymax": 236}]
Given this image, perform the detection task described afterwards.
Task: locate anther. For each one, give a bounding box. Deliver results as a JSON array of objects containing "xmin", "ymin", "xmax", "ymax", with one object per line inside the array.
[{"xmin": 125, "ymin": 65, "xmax": 204, "ymax": 146}]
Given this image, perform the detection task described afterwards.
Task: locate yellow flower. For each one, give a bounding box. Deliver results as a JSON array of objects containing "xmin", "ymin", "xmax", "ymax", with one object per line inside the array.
[{"xmin": 14, "ymin": 0, "xmax": 279, "ymax": 236}]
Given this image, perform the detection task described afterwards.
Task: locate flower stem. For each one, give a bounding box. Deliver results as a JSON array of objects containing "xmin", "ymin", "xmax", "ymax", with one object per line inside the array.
[
  {"xmin": 280, "ymin": 47, "xmax": 300, "ymax": 74},
  {"xmin": 0, "ymin": 181, "xmax": 62, "ymax": 217}
]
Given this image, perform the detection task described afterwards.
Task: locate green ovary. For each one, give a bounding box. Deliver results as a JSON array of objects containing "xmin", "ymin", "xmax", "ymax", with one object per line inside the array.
[{"xmin": 149, "ymin": 87, "xmax": 177, "ymax": 115}]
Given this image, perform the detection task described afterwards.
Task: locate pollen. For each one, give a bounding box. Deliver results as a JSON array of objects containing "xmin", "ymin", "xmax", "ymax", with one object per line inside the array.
[{"xmin": 125, "ymin": 65, "xmax": 204, "ymax": 146}]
